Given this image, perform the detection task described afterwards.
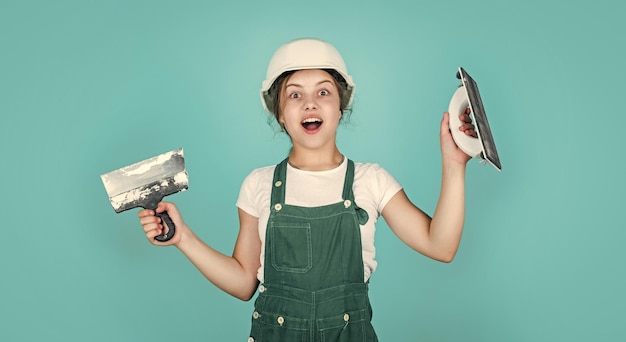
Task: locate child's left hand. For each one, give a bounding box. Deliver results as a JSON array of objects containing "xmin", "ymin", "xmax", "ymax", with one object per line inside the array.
[{"xmin": 440, "ymin": 108, "xmax": 476, "ymax": 166}]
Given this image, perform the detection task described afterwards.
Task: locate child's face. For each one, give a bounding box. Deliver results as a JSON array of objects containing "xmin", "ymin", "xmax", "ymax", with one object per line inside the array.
[{"xmin": 279, "ymin": 69, "xmax": 342, "ymax": 150}]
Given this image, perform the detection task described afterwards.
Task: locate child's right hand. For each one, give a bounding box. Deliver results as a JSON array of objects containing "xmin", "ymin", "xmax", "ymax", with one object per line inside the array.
[{"xmin": 138, "ymin": 201, "xmax": 187, "ymax": 246}]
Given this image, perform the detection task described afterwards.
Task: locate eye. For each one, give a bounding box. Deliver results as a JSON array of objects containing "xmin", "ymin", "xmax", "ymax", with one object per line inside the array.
[
  {"xmin": 319, "ymin": 89, "xmax": 329, "ymax": 96},
  {"xmin": 288, "ymin": 92, "xmax": 301, "ymax": 99}
]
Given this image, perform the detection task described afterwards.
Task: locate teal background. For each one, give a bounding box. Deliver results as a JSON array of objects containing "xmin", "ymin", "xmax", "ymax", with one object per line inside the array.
[{"xmin": 1, "ymin": 0, "xmax": 624, "ymax": 341}]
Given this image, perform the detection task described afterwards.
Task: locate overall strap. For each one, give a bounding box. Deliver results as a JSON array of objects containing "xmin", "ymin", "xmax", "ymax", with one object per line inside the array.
[
  {"xmin": 342, "ymin": 159, "xmax": 356, "ymax": 201},
  {"xmin": 344, "ymin": 159, "xmax": 369, "ymax": 225},
  {"xmin": 270, "ymin": 158, "xmax": 289, "ymax": 206}
]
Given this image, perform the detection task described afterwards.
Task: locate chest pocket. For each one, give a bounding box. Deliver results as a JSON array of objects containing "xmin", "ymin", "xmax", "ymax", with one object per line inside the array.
[{"xmin": 269, "ymin": 222, "xmax": 312, "ymax": 273}]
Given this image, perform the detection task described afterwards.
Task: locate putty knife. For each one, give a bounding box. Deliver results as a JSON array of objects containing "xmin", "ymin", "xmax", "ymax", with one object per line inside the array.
[
  {"xmin": 448, "ymin": 67, "xmax": 502, "ymax": 171},
  {"xmin": 100, "ymin": 148, "xmax": 189, "ymax": 242}
]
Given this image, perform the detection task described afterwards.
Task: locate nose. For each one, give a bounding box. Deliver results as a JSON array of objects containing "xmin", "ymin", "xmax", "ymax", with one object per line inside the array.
[{"xmin": 303, "ymin": 95, "xmax": 318, "ymax": 111}]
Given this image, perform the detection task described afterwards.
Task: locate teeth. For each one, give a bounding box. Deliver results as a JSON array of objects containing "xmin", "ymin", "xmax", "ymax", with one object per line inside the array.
[{"xmin": 301, "ymin": 118, "xmax": 322, "ymax": 124}]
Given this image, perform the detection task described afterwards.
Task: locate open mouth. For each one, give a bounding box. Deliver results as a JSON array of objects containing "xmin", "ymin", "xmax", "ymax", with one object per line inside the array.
[{"xmin": 301, "ymin": 117, "xmax": 323, "ymax": 131}]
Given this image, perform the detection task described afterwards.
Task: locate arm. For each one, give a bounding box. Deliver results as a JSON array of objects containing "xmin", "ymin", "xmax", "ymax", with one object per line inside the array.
[
  {"xmin": 138, "ymin": 203, "xmax": 261, "ymax": 301},
  {"xmin": 381, "ymin": 111, "xmax": 472, "ymax": 263}
]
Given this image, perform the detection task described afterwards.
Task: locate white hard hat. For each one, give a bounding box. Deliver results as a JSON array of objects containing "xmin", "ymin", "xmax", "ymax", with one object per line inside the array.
[{"xmin": 260, "ymin": 38, "xmax": 355, "ymax": 114}]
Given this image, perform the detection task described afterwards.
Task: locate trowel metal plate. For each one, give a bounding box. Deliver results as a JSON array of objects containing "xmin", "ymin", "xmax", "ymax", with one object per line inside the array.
[
  {"xmin": 458, "ymin": 67, "xmax": 502, "ymax": 171},
  {"xmin": 100, "ymin": 148, "xmax": 188, "ymax": 213}
]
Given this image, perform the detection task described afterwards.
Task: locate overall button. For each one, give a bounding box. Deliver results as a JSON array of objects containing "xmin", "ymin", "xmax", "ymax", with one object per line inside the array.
[
  {"xmin": 344, "ymin": 313, "xmax": 350, "ymax": 322},
  {"xmin": 344, "ymin": 200, "xmax": 351, "ymax": 208},
  {"xmin": 253, "ymin": 311, "xmax": 260, "ymax": 319},
  {"xmin": 259, "ymin": 285, "xmax": 266, "ymax": 293},
  {"xmin": 277, "ymin": 316, "xmax": 284, "ymax": 326},
  {"xmin": 274, "ymin": 180, "xmax": 282, "ymax": 187},
  {"xmin": 248, "ymin": 338, "xmax": 254, "ymax": 342},
  {"xmin": 274, "ymin": 203, "xmax": 282, "ymax": 211}
]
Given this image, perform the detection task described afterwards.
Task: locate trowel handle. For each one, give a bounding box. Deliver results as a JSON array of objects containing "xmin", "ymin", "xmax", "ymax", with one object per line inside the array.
[
  {"xmin": 448, "ymin": 86, "xmax": 482, "ymax": 158},
  {"xmin": 155, "ymin": 211, "xmax": 176, "ymax": 242}
]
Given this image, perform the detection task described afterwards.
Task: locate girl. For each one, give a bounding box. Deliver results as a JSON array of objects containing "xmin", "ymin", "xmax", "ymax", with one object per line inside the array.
[{"xmin": 138, "ymin": 38, "xmax": 476, "ymax": 341}]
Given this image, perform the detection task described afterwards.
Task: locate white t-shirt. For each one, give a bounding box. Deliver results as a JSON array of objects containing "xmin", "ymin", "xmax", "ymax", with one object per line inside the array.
[{"xmin": 236, "ymin": 157, "xmax": 402, "ymax": 283}]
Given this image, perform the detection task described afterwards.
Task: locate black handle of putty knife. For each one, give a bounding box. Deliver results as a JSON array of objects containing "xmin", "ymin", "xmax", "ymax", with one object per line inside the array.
[{"xmin": 155, "ymin": 211, "xmax": 176, "ymax": 242}]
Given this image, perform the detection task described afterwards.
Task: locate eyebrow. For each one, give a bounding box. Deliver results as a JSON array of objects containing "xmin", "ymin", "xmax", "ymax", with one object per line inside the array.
[{"xmin": 285, "ymin": 79, "xmax": 334, "ymax": 89}]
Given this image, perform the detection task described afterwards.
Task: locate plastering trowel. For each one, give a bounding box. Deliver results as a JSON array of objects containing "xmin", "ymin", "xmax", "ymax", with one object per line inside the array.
[
  {"xmin": 448, "ymin": 67, "xmax": 502, "ymax": 171},
  {"xmin": 100, "ymin": 148, "xmax": 189, "ymax": 242}
]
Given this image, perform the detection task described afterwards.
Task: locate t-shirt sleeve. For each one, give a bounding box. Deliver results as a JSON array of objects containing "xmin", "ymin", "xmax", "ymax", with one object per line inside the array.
[
  {"xmin": 356, "ymin": 163, "xmax": 403, "ymax": 215},
  {"xmin": 375, "ymin": 166, "xmax": 403, "ymax": 212},
  {"xmin": 236, "ymin": 170, "xmax": 260, "ymax": 218}
]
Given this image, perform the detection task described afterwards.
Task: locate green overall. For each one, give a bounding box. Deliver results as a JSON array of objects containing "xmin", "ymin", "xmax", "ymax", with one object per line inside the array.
[{"xmin": 248, "ymin": 158, "xmax": 378, "ymax": 342}]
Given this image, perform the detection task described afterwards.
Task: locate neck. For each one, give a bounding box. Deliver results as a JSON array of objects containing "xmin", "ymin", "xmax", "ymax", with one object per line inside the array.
[{"xmin": 288, "ymin": 147, "xmax": 344, "ymax": 171}]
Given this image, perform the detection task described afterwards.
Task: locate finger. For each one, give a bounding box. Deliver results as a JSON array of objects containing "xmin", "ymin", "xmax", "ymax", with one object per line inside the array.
[
  {"xmin": 458, "ymin": 123, "xmax": 475, "ymax": 131},
  {"xmin": 440, "ymin": 112, "xmax": 450, "ymax": 132},
  {"xmin": 459, "ymin": 113, "xmax": 473, "ymax": 123},
  {"xmin": 144, "ymin": 224, "xmax": 162, "ymax": 235},
  {"xmin": 459, "ymin": 123, "xmax": 478, "ymax": 137},
  {"xmin": 137, "ymin": 209, "xmax": 155, "ymax": 218},
  {"xmin": 146, "ymin": 228, "xmax": 164, "ymax": 241},
  {"xmin": 142, "ymin": 224, "xmax": 160, "ymax": 235},
  {"xmin": 155, "ymin": 202, "xmax": 168, "ymax": 214},
  {"xmin": 462, "ymin": 128, "xmax": 478, "ymax": 138},
  {"xmin": 156, "ymin": 201, "xmax": 178, "ymax": 215},
  {"xmin": 140, "ymin": 215, "xmax": 161, "ymax": 228}
]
